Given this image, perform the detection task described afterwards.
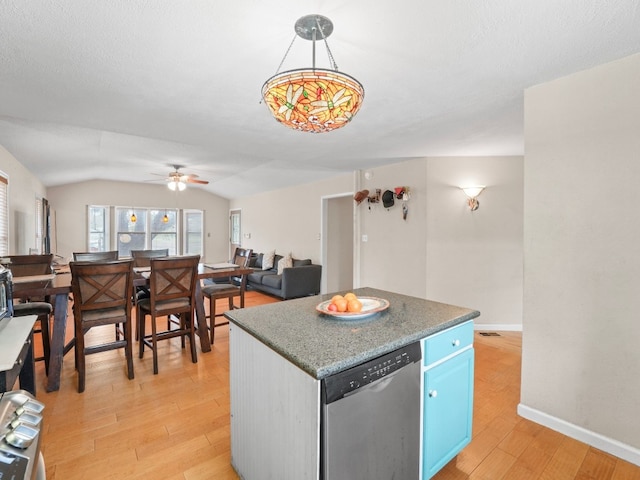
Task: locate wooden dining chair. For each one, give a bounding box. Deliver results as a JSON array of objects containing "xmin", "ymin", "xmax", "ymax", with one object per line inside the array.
[
  {"xmin": 72, "ymin": 251, "xmax": 122, "ymax": 340},
  {"xmin": 73, "ymin": 251, "xmax": 119, "ymax": 262},
  {"xmin": 130, "ymin": 249, "xmax": 169, "ymax": 338},
  {"xmin": 7, "ymin": 254, "xmax": 54, "ymax": 373},
  {"xmin": 70, "ymin": 259, "xmax": 135, "ymax": 393},
  {"xmin": 130, "ymin": 249, "xmax": 169, "ymax": 268},
  {"xmin": 137, "ymin": 255, "xmax": 200, "ymax": 374},
  {"xmin": 201, "ymin": 248, "xmax": 252, "ymax": 344},
  {"xmin": 6, "ymin": 254, "xmax": 53, "ymax": 277}
]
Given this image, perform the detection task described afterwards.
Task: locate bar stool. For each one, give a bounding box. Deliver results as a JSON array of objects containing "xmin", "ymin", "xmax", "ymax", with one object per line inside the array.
[{"xmin": 137, "ymin": 255, "xmax": 200, "ymax": 374}]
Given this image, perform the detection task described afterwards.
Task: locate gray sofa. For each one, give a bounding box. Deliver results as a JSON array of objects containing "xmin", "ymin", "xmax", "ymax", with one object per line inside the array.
[{"xmin": 246, "ymin": 253, "xmax": 322, "ymax": 300}]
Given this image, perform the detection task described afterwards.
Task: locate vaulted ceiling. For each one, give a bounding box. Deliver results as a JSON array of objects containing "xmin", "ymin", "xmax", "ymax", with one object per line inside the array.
[{"xmin": 1, "ymin": 1, "xmax": 639, "ymax": 199}]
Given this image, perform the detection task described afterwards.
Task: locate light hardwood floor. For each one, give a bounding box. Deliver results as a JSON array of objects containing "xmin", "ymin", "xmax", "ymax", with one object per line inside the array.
[{"xmin": 27, "ymin": 292, "xmax": 639, "ymax": 479}]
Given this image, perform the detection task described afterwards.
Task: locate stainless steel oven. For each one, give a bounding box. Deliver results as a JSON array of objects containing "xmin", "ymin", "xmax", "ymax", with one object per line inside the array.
[{"xmin": 0, "ymin": 390, "xmax": 46, "ymax": 479}]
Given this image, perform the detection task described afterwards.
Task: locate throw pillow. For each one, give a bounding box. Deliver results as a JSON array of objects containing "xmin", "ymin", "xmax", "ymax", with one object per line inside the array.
[
  {"xmin": 262, "ymin": 250, "xmax": 276, "ymax": 270},
  {"xmin": 277, "ymin": 252, "xmax": 293, "ymax": 275}
]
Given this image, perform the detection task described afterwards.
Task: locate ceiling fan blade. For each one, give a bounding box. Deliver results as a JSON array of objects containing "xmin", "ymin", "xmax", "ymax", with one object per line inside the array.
[{"xmin": 187, "ymin": 178, "xmax": 209, "ymax": 184}]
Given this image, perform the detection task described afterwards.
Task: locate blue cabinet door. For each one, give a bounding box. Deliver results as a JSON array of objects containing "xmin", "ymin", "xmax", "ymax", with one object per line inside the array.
[{"xmin": 422, "ymin": 347, "xmax": 474, "ymax": 479}]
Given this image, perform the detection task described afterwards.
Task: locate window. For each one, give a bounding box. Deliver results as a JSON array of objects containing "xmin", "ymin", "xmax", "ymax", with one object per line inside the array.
[
  {"xmin": 0, "ymin": 174, "xmax": 7, "ymax": 256},
  {"xmin": 88, "ymin": 205, "xmax": 109, "ymax": 252},
  {"xmin": 150, "ymin": 209, "xmax": 177, "ymax": 254},
  {"xmin": 35, "ymin": 197, "xmax": 43, "ymax": 253},
  {"xmin": 230, "ymin": 210, "xmax": 241, "ymax": 245},
  {"xmin": 115, "ymin": 207, "xmax": 147, "ymax": 257},
  {"xmin": 184, "ymin": 210, "xmax": 203, "ymax": 256},
  {"xmin": 107, "ymin": 207, "xmax": 202, "ymax": 257}
]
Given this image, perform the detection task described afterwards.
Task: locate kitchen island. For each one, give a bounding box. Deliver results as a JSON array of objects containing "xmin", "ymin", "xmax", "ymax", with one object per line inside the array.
[{"xmin": 225, "ymin": 287, "xmax": 480, "ymax": 480}]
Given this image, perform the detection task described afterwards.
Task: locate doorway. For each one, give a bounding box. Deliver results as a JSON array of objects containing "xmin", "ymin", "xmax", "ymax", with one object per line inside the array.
[{"xmin": 321, "ymin": 194, "xmax": 355, "ymax": 294}]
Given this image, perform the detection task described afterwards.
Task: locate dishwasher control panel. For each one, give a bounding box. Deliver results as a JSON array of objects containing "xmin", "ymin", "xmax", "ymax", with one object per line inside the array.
[{"xmin": 323, "ymin": 342, "xmax": 421, "ymax": 403}]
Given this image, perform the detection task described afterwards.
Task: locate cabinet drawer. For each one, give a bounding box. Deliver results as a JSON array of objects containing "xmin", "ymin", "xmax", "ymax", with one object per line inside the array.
[{"xmin": 423, "ymin": 321, "xmax": 473, "ymax": 366}]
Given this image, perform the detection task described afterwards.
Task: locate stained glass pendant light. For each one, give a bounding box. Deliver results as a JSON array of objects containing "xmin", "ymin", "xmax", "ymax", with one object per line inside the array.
[{"xmin": 262, "ymin": 14, "xmax": 364, "ymax": 133}]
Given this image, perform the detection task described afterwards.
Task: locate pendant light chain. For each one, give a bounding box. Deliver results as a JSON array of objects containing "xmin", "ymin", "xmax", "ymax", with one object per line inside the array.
[
  {"xmin": 274, "ymin": 33, "xmax": 298, "ymax": 75},
  {"xmin": 273, "ymin": 17, "xmax": 338, "ymax": 75},
  {"xmin": 316, "ymin": 17, "xmax": 338, "ymax": 71}
]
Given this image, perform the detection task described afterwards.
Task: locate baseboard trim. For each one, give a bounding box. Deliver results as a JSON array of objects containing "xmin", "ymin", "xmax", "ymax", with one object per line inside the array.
[
  {"xmin": 517, "ymin": 403, "xmax": 640, "ymax": 466},
  {"xmin": 474, "ymin": 324, "xmax": 522, "ymax": 332}
]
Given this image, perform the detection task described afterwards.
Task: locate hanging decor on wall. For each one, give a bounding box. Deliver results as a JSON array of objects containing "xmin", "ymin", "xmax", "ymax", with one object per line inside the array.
[{"xmin": 355, "ymin": 186, "xmax": 410, "ymax": 219}]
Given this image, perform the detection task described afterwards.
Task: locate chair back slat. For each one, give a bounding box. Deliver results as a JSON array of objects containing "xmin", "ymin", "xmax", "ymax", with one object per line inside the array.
[
  {"xmin": 131, "ymin": 249, "xmax": 169, "ymax": 268},
  {"xmin": 148, "ymin": 256, "xmax": 200, "ymax": 310},
  {"xmin": 6, "ymin": 254, "xmax": 53, "ymax": 277},
  {"xmin": 70, "ymin": 260, "xmax": 134, "ymax": 315},
  {"xmin": 73, "ymin": 251, "xmax": 119, "ymax": 262},
  {"xmin": 232, "ymin": 248, "xmax": 253, "ymax": 268}
]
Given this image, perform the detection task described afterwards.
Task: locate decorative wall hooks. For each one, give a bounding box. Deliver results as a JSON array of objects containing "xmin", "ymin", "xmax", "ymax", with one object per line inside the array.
[
  {"xmin": 355, "ymin": 185, "xmax": 411, "ymax": 220},
  {"xmin": 354, "ymin": 190, "xmax": 369, "ymax": 204},
  {"xmin": 368, "ymin": 189, "xmax": 381, "ymax": 205}
]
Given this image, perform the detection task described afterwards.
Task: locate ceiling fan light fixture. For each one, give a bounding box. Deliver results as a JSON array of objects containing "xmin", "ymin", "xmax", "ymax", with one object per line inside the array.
[
  {"xmin": 168, "ymin": 180, "xmax": 186, "ymax": 191},
  {"xmin": 262, "ymin": 14, "xmax": 364, "ymax": 133}
]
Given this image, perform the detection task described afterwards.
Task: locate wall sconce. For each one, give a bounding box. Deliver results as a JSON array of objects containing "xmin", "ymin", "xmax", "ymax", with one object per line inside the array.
[{"xmin": 460, "ymin": 186, "xmax": 485, "ymax": 211}]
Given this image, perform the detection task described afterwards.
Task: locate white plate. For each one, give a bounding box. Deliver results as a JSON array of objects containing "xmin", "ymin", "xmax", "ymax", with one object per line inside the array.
[{"xmin": 316, "ymin": 296, "xmax": 390, "ymax": 320}]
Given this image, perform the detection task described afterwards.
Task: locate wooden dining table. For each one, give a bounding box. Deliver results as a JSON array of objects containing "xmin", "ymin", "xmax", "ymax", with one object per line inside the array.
[{"xmin": 12, "ymin": 263, "xmax": 253, "ymax": 392}]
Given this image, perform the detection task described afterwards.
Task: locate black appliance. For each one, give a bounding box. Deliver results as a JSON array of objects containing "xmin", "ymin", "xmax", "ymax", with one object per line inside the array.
[{"xmin": 0, "ymin": 265, "xmax": 13, "ymax": 326}]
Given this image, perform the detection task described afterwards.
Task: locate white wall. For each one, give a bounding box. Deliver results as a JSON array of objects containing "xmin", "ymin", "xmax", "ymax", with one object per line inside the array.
[
  {"xmin": 0, "ymin": 145, "xmax": 47, "ymax": 254},
  {"xmin": 521, "ymin": 53, "xmax": 640, "ymax": 456},
  {"xmin": 358, "ymin": 159, "xmax": 428, "ymax": 299},
  {"xmin": 426, "ymin": 156, "xmax": 523, "ymax": 329},
  {"xmin": 232, "ymin": 156, "xmax": 524, "ymax": 328},
  {"xmin": 46, "ymin": 180, "xmax": 230, "ymax": 262},
  {"xmin": 229, "ymin": 174, "xmax": 354, "ymax": 265}
]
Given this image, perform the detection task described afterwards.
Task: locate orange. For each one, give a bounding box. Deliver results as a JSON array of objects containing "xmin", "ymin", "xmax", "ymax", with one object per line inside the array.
[
  {"xmin": 331, "ymin": 294, "xmax": 344, "ymax": 303},
  {"xmin": 334, "ymin": 298, "xmax": 348, "ymax": 312},
  {"xmin": 347, "ymin": 299, "xmax": 363, "ymax": 313},
  {"xmin": 343, "ymin": 292, "xmax": 357, "ymax": 302}
]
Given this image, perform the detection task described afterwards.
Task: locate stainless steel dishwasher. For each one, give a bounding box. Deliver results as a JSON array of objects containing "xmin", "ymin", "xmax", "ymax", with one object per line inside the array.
[{"xmin": 321, "ymin": 342, "xmax": 421, "ymax": 480}]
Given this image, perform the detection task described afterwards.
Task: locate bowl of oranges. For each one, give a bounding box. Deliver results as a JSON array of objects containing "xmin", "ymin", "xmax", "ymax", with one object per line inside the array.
[{"xmin": 316, "ymin": 292, "xmax": 390, "ymax": 320}]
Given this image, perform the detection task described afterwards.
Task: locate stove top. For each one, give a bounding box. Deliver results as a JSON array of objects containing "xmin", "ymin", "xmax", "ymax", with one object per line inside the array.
[{"xmin": 0, "ymin": 390, "xmax": 45, "ymax": 479}]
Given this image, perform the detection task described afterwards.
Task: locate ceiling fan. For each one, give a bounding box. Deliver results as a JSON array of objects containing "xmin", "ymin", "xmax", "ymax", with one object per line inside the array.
[{"xmin": 164, "ymin": 165, "xmax": 209, "ymax": 191}]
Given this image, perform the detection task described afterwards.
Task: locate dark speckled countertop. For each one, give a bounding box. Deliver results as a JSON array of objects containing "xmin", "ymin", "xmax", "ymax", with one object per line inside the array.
[{"xmin": 224, "ymin": 287, "xmax": 480, "ymax": 380}]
